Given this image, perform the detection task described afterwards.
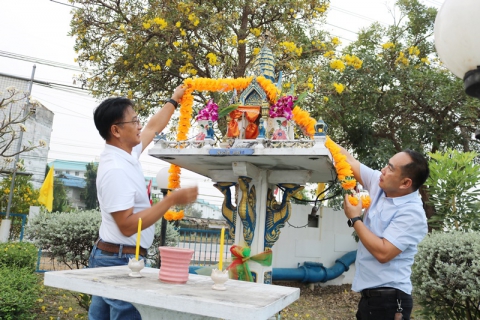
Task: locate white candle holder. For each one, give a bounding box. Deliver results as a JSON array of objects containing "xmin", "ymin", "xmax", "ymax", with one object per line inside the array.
[
  {"xmin": 128, "ymin": 258, "xmax": 145, "ymax": 277},
  {"xmin": 211, "ymin": 268, "xmax": 228, "ymax": 291}
]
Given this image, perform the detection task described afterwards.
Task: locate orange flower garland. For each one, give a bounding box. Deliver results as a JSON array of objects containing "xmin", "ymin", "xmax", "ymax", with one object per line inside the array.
[
  {"xmin": 164, "ymin": 210, "xmax": 184, "ymax": 221},
  {"xmin": 360, "ymin": 194, "xmax": 371, "ymax": 208},
  {"xmin": 165, "ymin": 77, "xmax": 255, "ymax": 220},
  {"xmin": 164, "ymin": 76, "xmax": 324, "ymax": 219},
  {"xmin": 325, "ymin": 136, "xmax": 371, "ymax": 209},
  {"xmin": 256, "ymin": 76, "xmax": 280, "ymax": 104},
  {"xmin": 292, "ymin": 106, "xmax": 316, "ymax": 138}
]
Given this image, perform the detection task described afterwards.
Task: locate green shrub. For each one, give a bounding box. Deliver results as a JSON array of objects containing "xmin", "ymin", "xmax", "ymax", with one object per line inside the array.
[
  {"xmin": 25, "ymin": 209, "xmax": 180, "ymax": 269},
  {"xmin": 0, "ymin": 267, "xmax": 39, "ymax": 320},
  {"xmin": 412, "ymin": 231, "xmax": 480, "ymax": 320},
  {"xmin": 0, "ymin": 242, "xmax": 37, "ymax": 271},
  {"xmin": 25, "ymin": 209, "xmax": 102, "ymax": 269}
]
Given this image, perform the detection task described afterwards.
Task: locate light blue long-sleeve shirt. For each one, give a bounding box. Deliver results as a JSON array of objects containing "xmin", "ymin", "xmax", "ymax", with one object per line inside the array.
[{"xmin": 352, "ymin": 164, "xmax": 428, "ymax": 294}]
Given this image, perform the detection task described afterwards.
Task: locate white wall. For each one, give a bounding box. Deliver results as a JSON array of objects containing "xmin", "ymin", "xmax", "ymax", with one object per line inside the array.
[{"xmin": 271, "ymin": 204, "xmax": 358, "ymax": 285}]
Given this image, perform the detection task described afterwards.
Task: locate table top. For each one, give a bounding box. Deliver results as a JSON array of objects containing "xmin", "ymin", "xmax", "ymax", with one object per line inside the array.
[
  {"xmin": 148, "ymin": 142, "xmax": 335, "ymax": 183},
  {"xmin": 44, "ymin": 266, "xmax": 300, "ymax": 320}
]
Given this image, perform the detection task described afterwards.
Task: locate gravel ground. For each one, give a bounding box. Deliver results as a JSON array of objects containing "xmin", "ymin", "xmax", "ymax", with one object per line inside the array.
[{"xmin": 275, "ymin": 282, "xmax": 360, "ymax": 320}]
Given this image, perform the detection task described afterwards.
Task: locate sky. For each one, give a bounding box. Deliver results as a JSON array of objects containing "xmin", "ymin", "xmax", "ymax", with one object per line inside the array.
[{"xmin": 0, "ymin": 0, "xmax": 443, "ymax": 206}]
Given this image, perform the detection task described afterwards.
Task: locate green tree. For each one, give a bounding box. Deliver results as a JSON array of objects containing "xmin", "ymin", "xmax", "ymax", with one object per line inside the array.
[
  {"xmin": 81, "ymin": 162, "xmax": 98, "ymax": 210},
  {"xmin": 313, "ymin": 0, "xmax": 480, "ymax": 167},
  {"xmin": 309, "ymin": 0, "xmax": 480, "ymax": 223},
  {"xmin": 53, "ymin": 177, "xmax": 71, "ymax": 213},
  {"xmin": 69, "ymin": 0, "xmax": 332, "ymax": 121},
  {"xmin": 425, "ymin": 149, "xmax": 480, "ymax": 232}
]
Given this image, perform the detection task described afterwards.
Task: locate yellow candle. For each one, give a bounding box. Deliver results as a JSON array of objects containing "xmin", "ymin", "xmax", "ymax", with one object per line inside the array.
[
  {"xmin": 135, "ymin": 218, "xmax": 142, "ymax": 261},
  {"xmin": 218, "ymin": 227, "xmax": 225, "ymax": 271}
]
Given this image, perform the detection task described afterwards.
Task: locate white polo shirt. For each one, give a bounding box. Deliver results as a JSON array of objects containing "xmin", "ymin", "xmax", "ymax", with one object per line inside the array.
[{"xmin": 96, "ymin": 143, "xmax": 154, "ymax": 249}]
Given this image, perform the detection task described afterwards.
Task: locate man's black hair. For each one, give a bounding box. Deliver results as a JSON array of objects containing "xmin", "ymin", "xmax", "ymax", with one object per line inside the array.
[
  {"xmin": 93, "ymin": 97, "xmax": 134, "ymax": 140},
  {"xmin": 401, "ymin": 149, "xmax": 430, "ymax": 191}
]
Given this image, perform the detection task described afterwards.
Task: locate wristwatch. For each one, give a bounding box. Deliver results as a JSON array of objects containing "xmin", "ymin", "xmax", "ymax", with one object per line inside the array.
[
  {"xmin": 166, "ymin": 98, "xmax": 179, "ymax": 109},
  {"xmin": 347, "ymin": 216, "xmax": 363, "ymax": 227}
]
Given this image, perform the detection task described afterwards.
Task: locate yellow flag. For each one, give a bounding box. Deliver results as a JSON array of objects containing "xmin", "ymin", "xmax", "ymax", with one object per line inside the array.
[{"xmin": 38, "ymin": 166, "xmax": 54, "ymax": 212}]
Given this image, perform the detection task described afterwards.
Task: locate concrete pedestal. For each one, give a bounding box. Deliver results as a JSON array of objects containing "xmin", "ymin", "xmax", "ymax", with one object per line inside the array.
[
  {"xmin": 149, "ymin": 141, "xmax": 334, "ymax": 284},
  {"xmin": 44, "ymin": 266, "xmax": 299, "ymax": 320}
]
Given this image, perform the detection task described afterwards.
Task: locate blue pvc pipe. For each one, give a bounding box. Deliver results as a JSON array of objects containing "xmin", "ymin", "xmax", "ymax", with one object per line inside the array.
[
  {"xmin": 272, "ymin": 250, "xmax": 357, "ymax": 283},
  {"xmin": 189, "ymin": 250, "xmax": 357, "ymax": 284}
]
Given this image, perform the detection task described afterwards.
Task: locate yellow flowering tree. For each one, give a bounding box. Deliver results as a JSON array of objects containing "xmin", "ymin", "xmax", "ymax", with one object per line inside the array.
[
  {"xmin": 313, "ymin": 0, "xmax": 480, "ymax": 172},
  {"xmin": 0, "ymin": 165, "xmax": 39, "ymax": 214},
  {"xmin": 0, "ymin": 161, "xmax": 40, "ymax": 240},
  {"xmin": 70, "ymin": 0, "xmax": 332, "ymax": 121},
  {"xmin": 306, "ymin": 0, "xmax": 480, "ymax": 221}
]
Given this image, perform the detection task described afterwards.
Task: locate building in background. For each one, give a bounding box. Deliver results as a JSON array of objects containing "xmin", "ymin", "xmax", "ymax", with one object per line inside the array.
[
  {"xmin": 49, "ymin": 160, "xmax": 222, "ymax": 217},
  {"xmin": 56, "ymin": 173, "xmax": 87, "ymax": 209},
  {"xmin": 0, "ymin": 73, "xmax": 54, "ymax": 189},
  {"xmin": 49, "ymin": 159, "xmax": 93, "ymax": 178}
]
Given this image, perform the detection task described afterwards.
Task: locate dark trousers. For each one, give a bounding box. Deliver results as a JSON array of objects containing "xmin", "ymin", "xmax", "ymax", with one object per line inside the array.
[{"xmin": 356, "ymin": 288, "xmax": 413, "ymax": 320}]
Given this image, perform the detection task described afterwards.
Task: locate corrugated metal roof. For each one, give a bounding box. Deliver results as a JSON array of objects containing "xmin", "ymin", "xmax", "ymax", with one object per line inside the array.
[
  {"xmin": 48, "ymin": 159, "xmax": 98, "ymax": 172},
  {"xmin": 56, "ymin": 173, "xmax": 86, "ymax": 188}
]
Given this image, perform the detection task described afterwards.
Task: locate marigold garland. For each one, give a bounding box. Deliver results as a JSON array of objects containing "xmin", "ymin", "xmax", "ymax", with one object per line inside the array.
[
  {"xmin": 256, "ymin": 76, "xmax": 280, "ymax": 104},
  {"xmin": 292, "ymin": 106, "xmax": 316, "ymax": 138},
  {"xmin": 165, "ymin": 77, "xmax": 255, "ymax": 219},
  {"xmin": 325, "ymin": 136, "xmax": 371, "ymax": 208},
  {"xmin": 360, "ymin": 195, "xmax": 371, "ymax": 209},
  {"xmin": 165, "ymin": 76, "xmax": 321, "ymax": 218},
  {"xmin": 164, "ymin": 210, "xmax": 184, "ymax": 221}
]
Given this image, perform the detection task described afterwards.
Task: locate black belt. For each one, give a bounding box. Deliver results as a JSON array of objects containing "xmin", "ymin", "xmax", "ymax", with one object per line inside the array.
[
  {"xmin": 361, "ymin": 287, "xmax": 405, "ymax": 298},
  {"xmin": 95, "ymin": 239, "xmax": 147, "ymax": 257}
]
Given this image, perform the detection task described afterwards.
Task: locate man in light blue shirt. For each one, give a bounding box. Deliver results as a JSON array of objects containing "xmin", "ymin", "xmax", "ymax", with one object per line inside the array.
[{"xmin": 340, "ymin": 146, "xmax": 429, "ymax": 320}]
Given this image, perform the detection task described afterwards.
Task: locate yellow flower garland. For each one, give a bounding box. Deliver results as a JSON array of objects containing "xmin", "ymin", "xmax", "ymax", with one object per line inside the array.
[
  {"xmin": 325, "ymin": 136, "xmax": 371, "ymax": 208},
  {"xmin": 164, "ymin": 209, "xmax": 184, "ymax": 221},
  {"xmin": 292, "ymin": 106, "xmax": 316, "ymax": 138},
  {"xmin": 256, "ymin": 76, "xmax": 280, "ymax": 104},
  {"xmin": 164, "ymin": 76, "xmax": 319, "ymax": 219},
  {"xmin": 165, "ymin": 77, "xmax": 255, "ymax": 220}
]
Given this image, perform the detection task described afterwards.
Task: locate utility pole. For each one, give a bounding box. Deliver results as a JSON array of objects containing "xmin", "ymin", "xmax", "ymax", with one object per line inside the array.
[{"xmin": 0, "ymin": 65, "xmax": 36, "ymax": 243}]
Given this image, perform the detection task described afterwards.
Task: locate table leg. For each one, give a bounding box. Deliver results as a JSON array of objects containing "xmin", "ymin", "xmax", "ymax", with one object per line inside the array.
[{"xmin": 132, "ymin": 303, "xmax": 218, "ymax": 320}]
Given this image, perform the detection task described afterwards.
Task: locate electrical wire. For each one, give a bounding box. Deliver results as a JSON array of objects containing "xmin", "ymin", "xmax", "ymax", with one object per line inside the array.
[{"xmin": 0, "ymin": 50, "xmax": 82, "ymax": 72}]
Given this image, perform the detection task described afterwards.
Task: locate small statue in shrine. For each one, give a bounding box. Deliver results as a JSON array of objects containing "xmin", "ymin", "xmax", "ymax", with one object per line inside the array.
[
  {"xmin": 258, "ymin": 118, "xmax": 266, "ymax": 139},
  {"xmin": 314, "ymin": 119, "xmax": 328, "ymax": 137}
]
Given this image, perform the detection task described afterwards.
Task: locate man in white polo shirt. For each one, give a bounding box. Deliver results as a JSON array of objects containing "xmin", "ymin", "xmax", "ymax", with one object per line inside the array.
[
  {"xmin": 339, "ymin": 145, "xmax": 429, "ymax": 320},
  {"xmin": 89, "ymin": 85, "xmax": 198, "ymax": 320}
]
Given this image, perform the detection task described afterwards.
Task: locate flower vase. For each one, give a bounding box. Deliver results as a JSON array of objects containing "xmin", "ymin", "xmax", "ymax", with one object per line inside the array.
[
  {"xmin": 196, "ymin": 120, "xmax": 208, "ymax": 141},
  {"xmin": 268, "ymin": 117, "xmax": 292, "ymax": 140},
  {"xmin": 196, "ymin": 120, "xmax": 215, "ymax": 141},
  {"xmin": 158, "ymin": 247, "xmax": 194, "ymax": 284}
]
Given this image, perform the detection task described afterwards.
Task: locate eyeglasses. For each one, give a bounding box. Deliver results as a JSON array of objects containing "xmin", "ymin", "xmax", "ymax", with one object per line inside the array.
[{"xmin": 114, "ymin": 118, "xmax": 141, "ymax": 126}]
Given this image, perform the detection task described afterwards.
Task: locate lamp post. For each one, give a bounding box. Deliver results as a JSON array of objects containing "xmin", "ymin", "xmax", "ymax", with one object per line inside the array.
[
  {"xmin": 156, "ymin": 167, "xmax": 170, "ymax": 263},
  {"xmin": 434, "ymin": 0, "xmax": 480, "ymax": 137}
]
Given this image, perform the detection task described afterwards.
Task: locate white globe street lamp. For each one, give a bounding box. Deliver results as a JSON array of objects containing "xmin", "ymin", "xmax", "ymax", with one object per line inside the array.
[
  {"xmin": 434, "ymin": 0, "xmax": 480, "ymax": 98},
  {"xmin": 156, "ymin": 167, "xmax": 170, "ymax": 191}
]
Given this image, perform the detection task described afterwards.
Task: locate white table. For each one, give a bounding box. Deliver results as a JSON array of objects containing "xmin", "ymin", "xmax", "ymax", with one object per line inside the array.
[{"xmin": 44, "ymin": 266, "xmax": 300, "ymax": 320}]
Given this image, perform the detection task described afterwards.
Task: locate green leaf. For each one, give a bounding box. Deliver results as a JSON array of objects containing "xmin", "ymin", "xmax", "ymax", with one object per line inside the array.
[
  {"xmin": 294, "ymin": 92, "xmax": 308, "ymax": 107},
  {"xmin": 218, "ymin": 104, "xmax": 240, "ymax": 118}
]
